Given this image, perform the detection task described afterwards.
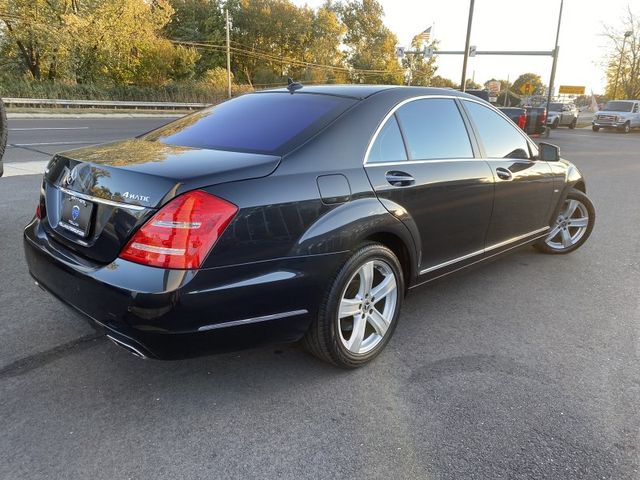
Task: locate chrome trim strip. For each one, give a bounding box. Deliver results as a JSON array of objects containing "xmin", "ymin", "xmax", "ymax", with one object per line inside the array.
[
  {"xmin": 106, "ymin": 335, "xmax": 148, "ymax": 359},
  {"xmin": 484, "ymin": 226, "xmax": 549, "ymax": 253},
  {"xmin": 419, "ymin": 226, "xmax": 549, "ymax": 275},
  {"xmin": 197, "ymin": 309, "xmax": 308, "ymax": 332},
  {"xmin": 411, "ymin": 230, "xmax": 550, "ymax": 290},
  {"xmin": 419, "ymin": 248, "xmax": 485, "ymax": 275},
  {"xmin": 58, "ymin": 186, "xmax": 149, "ymax": 211}
]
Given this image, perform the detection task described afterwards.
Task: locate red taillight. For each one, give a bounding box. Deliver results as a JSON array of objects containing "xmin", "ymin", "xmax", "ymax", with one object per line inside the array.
[
  {"xmin": 518, "ymin": 113, "xmax": 527, "ymax": 130},
  {"xmin": 36, "ymin": 204, "xmax": 42, "ymax": 219},
  {"xmin": 119, "ymin": 190, "xmax": 237, "ymax": 269},
  {"xmin": 540, "ymin": 109, "xmax": 547, "ymax": 124}
]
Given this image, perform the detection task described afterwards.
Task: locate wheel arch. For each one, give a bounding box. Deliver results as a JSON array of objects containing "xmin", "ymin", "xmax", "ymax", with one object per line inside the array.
[
  {"xmin": 291, "ymin": 197, "xmax": 419, "ymax": 285},
  {"xmin": 362, "ymin": 231, "xmax": 414, "ymax": 292}
]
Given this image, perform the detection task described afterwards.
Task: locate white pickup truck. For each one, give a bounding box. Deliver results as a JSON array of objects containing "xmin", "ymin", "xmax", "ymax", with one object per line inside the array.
[{"xmin": 592, "ymin": 100, "xmax": 640, "ymax": 133}]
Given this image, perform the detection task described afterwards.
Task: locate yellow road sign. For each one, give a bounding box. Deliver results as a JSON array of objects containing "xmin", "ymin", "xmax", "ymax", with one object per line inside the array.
[{"xmin": 558, "ymin": 85, "xmax": 585, "ymax": 95}]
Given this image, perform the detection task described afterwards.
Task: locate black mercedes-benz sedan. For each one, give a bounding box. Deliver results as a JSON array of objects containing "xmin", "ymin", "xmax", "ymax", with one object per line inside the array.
[{"xmin": 24, "ymin": 85, "xmax": 595, "ymax": 367}]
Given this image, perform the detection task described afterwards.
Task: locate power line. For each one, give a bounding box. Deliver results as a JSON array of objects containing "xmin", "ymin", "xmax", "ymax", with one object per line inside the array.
[{"xmin": 170, "ymin": 39, "xmax": 404, "ymax": 77}]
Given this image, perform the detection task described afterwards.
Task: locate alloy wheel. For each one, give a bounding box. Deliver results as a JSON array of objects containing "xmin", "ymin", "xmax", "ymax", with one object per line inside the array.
[
  {"xmin": 545, "ymin": 199, "xmax": 590, "ymax": 250},
  {"xmin": 337, "ymin": 259, "xmax": 398, "ymax": 355}
]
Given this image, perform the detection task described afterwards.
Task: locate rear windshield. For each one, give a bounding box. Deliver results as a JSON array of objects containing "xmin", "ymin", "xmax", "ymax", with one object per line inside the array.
[
  {"xmin": 143, "ymin": 92, "xmax": 356, "ymax": 155},
  {"xmin": 548, "ymin": 103, "xmax": 563, "ymax": 111},
  {"xmin": 602, "ymin": 101, "xmax": 633, "ymax": 112}
]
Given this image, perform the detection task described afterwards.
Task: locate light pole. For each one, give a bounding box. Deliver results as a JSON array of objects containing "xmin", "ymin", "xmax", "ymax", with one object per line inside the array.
[
  {"xmin": 460, "ymin": 0, "xmax": 475, "ymax": 92},
  {"xmin": 545, "ymin": 0, "xmax": 564, "ymax": 114},
  {"xmin": 612, "ymin": 31, "xmax": 633, "ymax": 100}
]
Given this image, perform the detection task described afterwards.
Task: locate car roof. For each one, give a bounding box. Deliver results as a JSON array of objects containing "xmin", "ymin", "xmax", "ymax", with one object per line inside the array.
[{"xmin": 259, "ymin": 84, "xmax": 483, "ymax": 101}]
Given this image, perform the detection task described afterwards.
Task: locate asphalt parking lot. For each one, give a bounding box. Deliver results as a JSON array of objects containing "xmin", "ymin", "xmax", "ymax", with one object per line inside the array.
[{"xmin": 1, "ymin": 120, "xmax": 639, "ymax": 479}]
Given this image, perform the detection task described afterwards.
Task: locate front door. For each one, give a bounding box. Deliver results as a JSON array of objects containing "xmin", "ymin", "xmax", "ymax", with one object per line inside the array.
[
  {"xmin": 364, "ymin": 97, "xmax": 494, "ymax": 272},
  {"xmin": 460, "ymin": 99, "xmax": 555, "ymax": 247}
]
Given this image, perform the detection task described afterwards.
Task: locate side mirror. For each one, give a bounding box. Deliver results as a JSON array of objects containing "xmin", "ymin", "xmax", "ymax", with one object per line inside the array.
[{"xmin": 538, "ymin": 142, "xmax": 560, "ymax": 161}]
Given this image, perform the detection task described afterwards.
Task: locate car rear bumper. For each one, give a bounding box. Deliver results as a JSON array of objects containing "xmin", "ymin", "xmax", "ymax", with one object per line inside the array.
[{"xmin": 24, "ymin": 217, "xmax": 348, "ymax": 359}]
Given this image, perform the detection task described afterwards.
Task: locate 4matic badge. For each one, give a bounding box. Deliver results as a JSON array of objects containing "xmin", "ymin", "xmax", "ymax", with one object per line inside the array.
[{"xmin": 122, "ymin": 191, "xmax": 151, "ymax": 203}]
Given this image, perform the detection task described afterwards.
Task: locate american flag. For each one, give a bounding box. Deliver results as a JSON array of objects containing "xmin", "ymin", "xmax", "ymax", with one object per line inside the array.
[{"xmin": 415, "ymin": 27, "xmax": 432, "ymax": 44}]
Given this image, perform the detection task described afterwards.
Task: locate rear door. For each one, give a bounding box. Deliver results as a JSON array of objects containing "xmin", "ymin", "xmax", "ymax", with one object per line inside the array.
[
  {"xmin": 364, "ymin": 97, "xmax": 494, "ymax": 273},
  {"xmin": 460, "ymin": 99, "xmax": 555, "ymax": 247}
]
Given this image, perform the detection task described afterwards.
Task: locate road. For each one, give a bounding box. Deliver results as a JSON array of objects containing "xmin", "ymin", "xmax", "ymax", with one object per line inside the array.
[
  {"xmin": 3, "ymin": 117, "xmax": 176, "ymax": 173},
  {"xmin": 1, "ymin": 120, "xmax": 639, "ymax": 479}
]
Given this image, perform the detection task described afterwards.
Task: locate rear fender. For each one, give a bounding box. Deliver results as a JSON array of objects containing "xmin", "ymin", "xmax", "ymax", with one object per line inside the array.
[{"xmin": 292, "ymin": 197, "xmax": 419, "ymax": 280}]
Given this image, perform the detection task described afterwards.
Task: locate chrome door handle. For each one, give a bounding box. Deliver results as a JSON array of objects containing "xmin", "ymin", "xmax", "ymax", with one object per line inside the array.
[
  {"xmin": 385, "ymin": 171, "xmax": 415, "ymax": 186},
  {"xmin": 495, "ymin": 167, "xmax": 513, "ymax": 181}
]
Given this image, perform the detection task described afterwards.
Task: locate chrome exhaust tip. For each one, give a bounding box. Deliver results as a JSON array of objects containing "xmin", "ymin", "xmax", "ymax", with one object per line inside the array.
[{"xmin": 107, "ymin": 335, "xmax": 148, "ymax": 359}]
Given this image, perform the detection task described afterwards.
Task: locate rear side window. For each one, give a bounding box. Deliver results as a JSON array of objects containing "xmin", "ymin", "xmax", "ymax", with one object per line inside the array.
[
  {"xmin": 463, "ymin": 100, "xmax": 531, "ymax": 159},
  {"xmin": 395, "ymin": 98, "xmax": 473, "ymax": 160},
  {"xmin": 144, "ymin": 93, "xmax": 356, "ymax": 155},
  {"xmin": 368, "ymin": 115, "xmax": 407, "ymax": 163}
]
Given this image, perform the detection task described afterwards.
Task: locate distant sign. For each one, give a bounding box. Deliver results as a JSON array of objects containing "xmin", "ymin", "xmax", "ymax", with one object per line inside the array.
[
  {"xmin": 487, "ymin": 80, "xmax": 501, "ymax": 94},
  {"xmin": 469, "ymin": 45, "xmax": 477, "ymax": 57},
  {"xmin": 395, "ymin": 46, "xmax": 405, "ymax": 58},
  {"xmin": 559, "ymin": 85, "xmax": 585, "ymax": 95},
  {"xmin": 489, "ymin": 96, "xmax": 498, "ymax": 103},
  {"xmin": 520, "ymin": 82, "xmax": 534, "ymax": 95}
]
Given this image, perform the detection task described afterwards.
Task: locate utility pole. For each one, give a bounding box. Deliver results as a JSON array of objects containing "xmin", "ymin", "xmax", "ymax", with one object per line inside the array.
[
  {"xmin": 503, "ymin": 74, "xmax": 510, "ymax": 107},
  {"xmin": 612, "ymin": 31, "xmax": 633, "ymax": 100},
  {"xmin": 460, "ymin": 0, "xmax": 475, "ymax": 92},
  {"xmin": 545, "ymin": 0, "xmax": 564, "ymax": 110},
  {"xmin": 226, "ymin": 9, "xmax": 231, "ymax": 99}
]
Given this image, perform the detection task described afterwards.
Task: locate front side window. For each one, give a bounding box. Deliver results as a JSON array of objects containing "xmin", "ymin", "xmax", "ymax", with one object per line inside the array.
[
  {"xmin": 367, "ymin": 115, "xmax": 407, "ymax": 163},
  {"xmin": 395, "ymin": 98, "xmax": 473, "ymax": 160},
  {"xmin": 463, "ymin": 100, "xmax": 531, "ymax": 159}
]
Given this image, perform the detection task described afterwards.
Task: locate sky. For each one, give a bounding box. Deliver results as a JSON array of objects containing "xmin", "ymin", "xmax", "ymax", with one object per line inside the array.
[{"xmin": 293, "ymin": 0, "xmax": 636, "ymax": 93}]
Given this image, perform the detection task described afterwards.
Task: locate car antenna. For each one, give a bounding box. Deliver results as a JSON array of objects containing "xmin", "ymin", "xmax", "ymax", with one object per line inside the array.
[{"xmin": 286, "ymin": 77, "xmax": 303, "ymax": 94}]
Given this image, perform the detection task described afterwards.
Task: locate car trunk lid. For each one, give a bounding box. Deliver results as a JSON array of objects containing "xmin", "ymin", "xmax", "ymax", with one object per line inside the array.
[{"xmin": 42, "ymin": 139, "xmax": 280, "ymax": 264}]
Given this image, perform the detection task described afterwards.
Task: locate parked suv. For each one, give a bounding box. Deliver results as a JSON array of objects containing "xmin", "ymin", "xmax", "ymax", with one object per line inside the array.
[
  {"xmin": 546, "ymin": 102, "xmax": 578, "ymax": 129},
  {"xmin": 592, "ymin": 100, "xmax": 640, "ymax": 133}
]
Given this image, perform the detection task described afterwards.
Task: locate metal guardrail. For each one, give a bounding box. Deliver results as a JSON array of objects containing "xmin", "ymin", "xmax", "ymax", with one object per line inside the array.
[{"xmin": 1, "ymin": 98, "xmax": 209, "ymax": 110}]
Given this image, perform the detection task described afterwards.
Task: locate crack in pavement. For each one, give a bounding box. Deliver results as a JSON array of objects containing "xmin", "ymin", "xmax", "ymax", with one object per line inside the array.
[{"xmin": 0, "ymin": 333, "xmax": 106, "ymax": 379}]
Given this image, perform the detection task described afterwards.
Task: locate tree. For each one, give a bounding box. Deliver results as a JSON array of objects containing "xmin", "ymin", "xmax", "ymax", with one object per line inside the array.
[
  {"xmin": 333, "ymin": 0, "xmax": 403, "ymax": 84},
  {"xmin": 228, "ymin": 0, "xmax": 315, "ymax": 85},
  {"xmin": 67, "ymin": 0, "xmax": 199, "ymax": 86},
  {"xmin": 429, "ymin": 75, "xmax": 456, "ymax": 88},
  {"xmin": 464, "ymin": 79, "xmax": 482, "ymax": 90},
  {"xmin": 164, "ymin": 0, "xmax": 226, "ymax": 75},
  {"xmin": 603, "ymin": 8, "xmax": 640, "ymax": 99},
  {"xmin": 0, "ymin": 0, "xmax": 199, "ymax": 85},
  {"xmin": 402, "ymin": 38, "xmax": 437, "ymax": 86},
  {"xmin": 0, "ymin": 0, "xmax": 95, "ymax": 80},
  {"xmin": 303, "ymin": 4, "xmax": 348, "ymax": 84},
  {"xmin": 512, "ymin": 73, "xmax": 544, "ymax": 96}
]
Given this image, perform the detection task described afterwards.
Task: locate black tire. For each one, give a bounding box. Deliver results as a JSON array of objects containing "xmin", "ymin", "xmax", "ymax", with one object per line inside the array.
[
  {"xmin": 592, "ymin": 126, "xmax": 599, "ymax": 132},
  {"xmin": 534, "ymin": 189, "xmax": 595, "ymax": 255},
  {"xmin": 551, "ymin": 118, "xmax": 559, "ymax": 129},
  {"xmin": 619, "ymin": 122, "xmax": 630, "ymax": 134},
  {"xmin": 303, "ymin": 243, "xmax": 404, "ymax": 368},
  {"xmin": 569, "ymin": 118, "xmax": 577, "ymax": 129},
  {"xmin": 0, "ymin": 98, "xmax": 6, "ymax": 163}
]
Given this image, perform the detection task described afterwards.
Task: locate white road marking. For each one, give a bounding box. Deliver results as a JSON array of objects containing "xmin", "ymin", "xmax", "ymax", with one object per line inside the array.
[
  {"xmin": 11, "ymin": 141, "xmax": 93, "ymax": 147},
  {"xmin": 1, "ymin": 161, "xmax": 49, "ymax": 177},
  {"xmin": 9, "ymin": 127, "xmax": 90, "ymax": 131}
]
